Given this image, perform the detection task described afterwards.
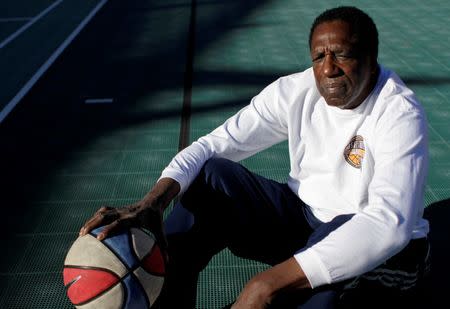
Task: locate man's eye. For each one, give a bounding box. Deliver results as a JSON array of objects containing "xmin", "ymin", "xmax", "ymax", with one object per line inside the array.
[
  {"xmin": 312, "ymin": 54, "xmax": 324, "ymax": 63},
  {"xmin": 336, "ymin": 54, "xmax": 354, "ymax": 61}
]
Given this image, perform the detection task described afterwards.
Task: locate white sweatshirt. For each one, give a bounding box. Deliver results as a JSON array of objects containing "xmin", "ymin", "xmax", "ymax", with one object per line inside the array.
[{"xmin": 160, "ymin": 65, "xmax": 429, "ymax": 288}]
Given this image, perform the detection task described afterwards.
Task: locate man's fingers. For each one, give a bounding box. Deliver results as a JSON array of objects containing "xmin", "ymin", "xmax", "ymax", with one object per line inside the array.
[
  {"xmin": 78, "ymin": 204, "xmax": 165, "ymax": 249},
  {"xmin": 79, "ymin": 206, "xmax": 117, "ymax": 236},
  {"xmin": 96, "ymin": 218, "xmax": 130, "ymax": 240}
]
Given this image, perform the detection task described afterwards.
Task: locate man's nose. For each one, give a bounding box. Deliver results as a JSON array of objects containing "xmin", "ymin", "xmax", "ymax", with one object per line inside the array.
[{"xmin": 323, "ymin": 55, "xmax": 340, "ymax": 77}]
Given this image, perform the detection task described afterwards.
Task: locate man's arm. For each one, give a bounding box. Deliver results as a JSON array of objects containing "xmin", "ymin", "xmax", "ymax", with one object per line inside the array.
[
  {"xmin": 79, "ymin": 177, "xmax": 180, "ymax": 248},
  {"xmin": 232, "ymin": 257, "xmax": 311, "ymax": 308},
  {"xmin": 296, "ymin": 105, "xmax": 428, "ymax": 288},
  {"xmin": 159, "ymin": 78, "xmax": 289, "ymax": 194},
  {"xmin": 80, "ymin": 77, "xmax": 289, "ymax": 240}
]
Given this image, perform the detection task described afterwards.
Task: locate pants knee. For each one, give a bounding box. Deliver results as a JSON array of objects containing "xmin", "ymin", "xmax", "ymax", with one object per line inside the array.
[
  {"xmin": 181, "ymin": 157, "xmax": 242, "ymax": 211},
  {"xmin": 201, "ymin": 157, "xmax": 238, "ymax": 186}
]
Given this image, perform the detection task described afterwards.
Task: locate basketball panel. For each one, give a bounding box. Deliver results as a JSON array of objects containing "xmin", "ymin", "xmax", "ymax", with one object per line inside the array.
[
  {"xmin": 64, "ymin": 267, "xmax": 120, "ymax": 305},
  {"xmin": 141, "ymin": 244, "xmax": 165, "ymax": 276},
  {"xmin": 64, "ymin": 234, "xmax": 128, "ymax": 278},
  {"xmin": 133, "ymin": 267, "xmax": 164, "ymax": 307},
  {"xmin": 123, "ymin": 273, "xmax": 151, "ymax": 309},
  {"xmin": 75, "ymin": 281, "xmax": 124, "ymax": 309},
  {"xmin": 130, "ymin": 228, "xmax": 156, "ymax": 260}
]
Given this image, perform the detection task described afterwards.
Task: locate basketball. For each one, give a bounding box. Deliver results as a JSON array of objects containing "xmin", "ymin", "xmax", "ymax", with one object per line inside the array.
[{"xmin": 63, "ymin": 227, "xmax": 165, "ymax": 308}]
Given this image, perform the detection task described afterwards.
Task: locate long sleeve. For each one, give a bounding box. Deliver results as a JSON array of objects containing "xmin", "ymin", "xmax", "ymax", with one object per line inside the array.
[
  {"xmin": 160, "ymin": 78, "xmax": 289, "ymax": 194},
  {"xmin": 294, "ymin": 97, "xmax": 429, "ymax": 287}
]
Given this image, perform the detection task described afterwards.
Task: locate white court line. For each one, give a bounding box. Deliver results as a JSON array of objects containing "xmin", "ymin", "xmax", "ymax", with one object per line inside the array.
[
  {"xmin": 0, "ymin": 17, "xmax": 33, "ymax": 22},
  {"xmin": 0, "ymin": 0, "xmax": 109, "ymax": 123},
  {"xmin": 85, "ymin": 98, "xmax": 114, "ymax": 104},
  {"xmin": 0, "ymin": 0, "xmax": 64, "ymax": 49}
]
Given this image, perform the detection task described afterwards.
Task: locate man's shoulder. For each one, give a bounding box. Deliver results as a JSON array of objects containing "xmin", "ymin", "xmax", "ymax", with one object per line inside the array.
[{"xmin": 375, "ymin": 66, "xmax": 424, "ymax": 115}]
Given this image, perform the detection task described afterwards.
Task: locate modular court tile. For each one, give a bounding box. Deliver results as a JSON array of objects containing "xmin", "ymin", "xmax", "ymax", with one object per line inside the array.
[{"xmin": 0, "ymin": 0, "xmax": 449, "ymax": 308}]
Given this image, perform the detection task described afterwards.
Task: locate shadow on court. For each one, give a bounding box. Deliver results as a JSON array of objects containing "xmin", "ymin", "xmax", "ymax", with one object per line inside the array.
[
  {"xmin": 0, "ymin": 2, "xmax": 282, "ymax": 306},
  {"xmin": 424, "ymin": 198, "xmax": 450, "ymax": 308},
  {"xmin": 0, "ymin": 0, "xmax": 275, "ymax": 218}
]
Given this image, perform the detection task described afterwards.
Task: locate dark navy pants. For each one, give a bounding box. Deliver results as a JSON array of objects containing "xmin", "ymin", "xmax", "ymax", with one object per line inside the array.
[{"xmin": 155, "ymin": 158, "xmax": 430, "ymax": 309}]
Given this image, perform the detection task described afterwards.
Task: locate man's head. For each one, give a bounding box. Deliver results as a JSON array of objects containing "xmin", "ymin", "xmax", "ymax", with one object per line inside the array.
[{"xmin": 309, "ymin": 7, "xmax": 379, "ymax": 109}]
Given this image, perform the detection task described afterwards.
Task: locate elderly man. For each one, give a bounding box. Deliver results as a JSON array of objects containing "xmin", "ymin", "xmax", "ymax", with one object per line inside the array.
[{"xmin": 80, "ymin": 6, "xmax": 430, "ymax": 308}]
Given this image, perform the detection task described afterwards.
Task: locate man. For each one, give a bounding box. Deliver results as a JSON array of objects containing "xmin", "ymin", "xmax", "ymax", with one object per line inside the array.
[{"xmin": 80, "ymin": 6, "xmax": 430, "ymax": 308}]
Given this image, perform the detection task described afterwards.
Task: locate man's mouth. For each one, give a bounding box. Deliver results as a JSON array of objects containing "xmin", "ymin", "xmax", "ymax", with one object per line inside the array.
[{"xmin": 323, "ymin": 83, "xmax": 346, "ymax": 94}]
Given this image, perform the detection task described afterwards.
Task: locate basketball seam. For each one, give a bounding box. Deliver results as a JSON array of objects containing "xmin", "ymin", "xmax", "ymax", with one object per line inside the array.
[
  {"xmin": 64, "ymin": 265, "xmax": 121, "ymax": 280},
  {"xmin": 126, "ymin": 272, "xmax": 151, "ymax": 309},
  {"xmin": 129, "ymin": 228, "xmax": 165, "ymax": 276},
  {"xmin": 127, "ymin": 228, "xmax": 142, "ymax": 269},
  {"xmin": 90, "ymin": 228, "xmax": 163, "ymax": 275},
  {"xmin": 140, "ymin": 244, "xmax": 165, "ymax": 277}
]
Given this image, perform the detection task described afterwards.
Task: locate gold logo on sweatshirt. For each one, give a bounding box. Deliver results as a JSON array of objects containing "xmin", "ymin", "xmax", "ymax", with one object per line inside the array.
[{"xmin": 344, "ymin": 135, "xmax": 365, "ymax": 169}]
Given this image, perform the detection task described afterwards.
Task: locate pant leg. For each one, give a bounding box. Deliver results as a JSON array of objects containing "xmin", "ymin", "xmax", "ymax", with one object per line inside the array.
[
  {"xmin": 163, "ymin": 158, "xmax": 432, "ymax": 309},
  {"xmin": 272, "ymin": 225, "xmax": 431, "ymax": 309},
  {"xmin": 267, "ymin": 232, "xmax": 431, "ymax": 309},
  {"xmin": 265, "ymin": 285, "xmax": 340, "ymax": 309},
  {"xmin": 156, "ymin": 158, "xmax": 313, "ymax": 308},
  {"xmin": 264, "ymin": 214, "xmax": 357, "ymax": 309},
  {"xmin": 154, "ymin": 203, "xmax": 224, "ymax": 309},
  {"xmin": 337, "ymin": 237, "xmax": 431, "ymax": 309}
]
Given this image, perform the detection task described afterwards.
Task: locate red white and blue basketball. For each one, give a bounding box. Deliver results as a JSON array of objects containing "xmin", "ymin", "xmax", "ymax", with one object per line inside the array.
[{"xmin": 63, "ymin": 227, "xmax": 165, "ymax": 308}]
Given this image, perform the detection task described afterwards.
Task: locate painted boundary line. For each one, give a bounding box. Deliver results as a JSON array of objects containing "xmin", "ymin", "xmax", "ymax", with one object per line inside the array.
[
  {"xmin": 85, "ymin": 98, "xmax": 114, "ymax": 104},
  {"xmin": 0, "ymin": 0, "xmax": 64, "ymax": 49},
  {"xmin": 0, "ymin": 17, "xmax": 33, "ymax": 22},
  {"xmin": 0, "ymin": 0, "xmax": 109, "ymax": 123}
]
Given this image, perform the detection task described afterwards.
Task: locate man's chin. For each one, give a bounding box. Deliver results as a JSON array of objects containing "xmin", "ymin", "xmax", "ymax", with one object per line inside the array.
[{"xmin": 323, "ymin": 97, "xmax": 348, "ymax": 109}]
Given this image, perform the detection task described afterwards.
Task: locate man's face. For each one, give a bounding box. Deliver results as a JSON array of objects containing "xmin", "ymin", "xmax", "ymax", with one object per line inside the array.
[{"xmin": 310, "ymin": 20, "xmax": 377, "ymax": 109}]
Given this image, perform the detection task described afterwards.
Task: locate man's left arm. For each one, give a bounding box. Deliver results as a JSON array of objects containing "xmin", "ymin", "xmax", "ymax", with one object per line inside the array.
[
  {"xmin": 232, "ymin": 257, "xmax": 311, "ymax": 308},
  {"xmin": 233, "ymin": 105, "xmax": 428, "ymax": 307}
]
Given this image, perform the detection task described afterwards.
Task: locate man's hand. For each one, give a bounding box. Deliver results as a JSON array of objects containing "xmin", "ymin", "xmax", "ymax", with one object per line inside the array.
[
  {"xmin": 79, "ymin": 178, "xmax": 180, "ymax": 251},
  {"xmin": 231, "ymin": 257, "xmax": 311, "ymax": 309}
]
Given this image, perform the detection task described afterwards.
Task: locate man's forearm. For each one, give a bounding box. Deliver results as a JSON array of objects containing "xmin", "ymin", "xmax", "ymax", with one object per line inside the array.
[
  {"xmin": 232, "ymin": 257, "xmax": 311, "ymax": 308},
  {"xmin": 251, "ymin": 257, "xmax": 311, "ymax": 294},
  {"xmin": 141, "ymin": 177, "xmax": 181, "ymax": 210}
]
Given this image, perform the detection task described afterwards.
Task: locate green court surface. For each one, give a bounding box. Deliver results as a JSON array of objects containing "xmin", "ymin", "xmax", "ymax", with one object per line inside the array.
[{"xmin": 0, "ymin": 0, "xmax": 449, "ymax": 308}]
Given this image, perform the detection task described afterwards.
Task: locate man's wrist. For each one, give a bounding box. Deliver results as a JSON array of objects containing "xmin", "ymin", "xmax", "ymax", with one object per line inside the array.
[
  {"xmin": 141, "ymin": 178, "xmax": 181, "ymax": 210},
  {"xmin": 252, "ymin": 257, "xmax": 311, "ymax": 296}
]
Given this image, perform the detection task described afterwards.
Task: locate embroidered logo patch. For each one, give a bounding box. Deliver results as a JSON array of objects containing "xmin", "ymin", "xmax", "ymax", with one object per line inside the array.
[{"xmin": 344, "ymin": 135, "xmax": 365, "ymax": 169}]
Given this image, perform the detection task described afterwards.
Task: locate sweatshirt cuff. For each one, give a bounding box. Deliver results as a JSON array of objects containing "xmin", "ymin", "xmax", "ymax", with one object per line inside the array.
[
  {"xmin": 294, "ymin": 248, "xmax": 332, "ymax": 288},
  {"xmin": 159, "ymin": 168, "xmax": 188, "ymax": 195}
]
